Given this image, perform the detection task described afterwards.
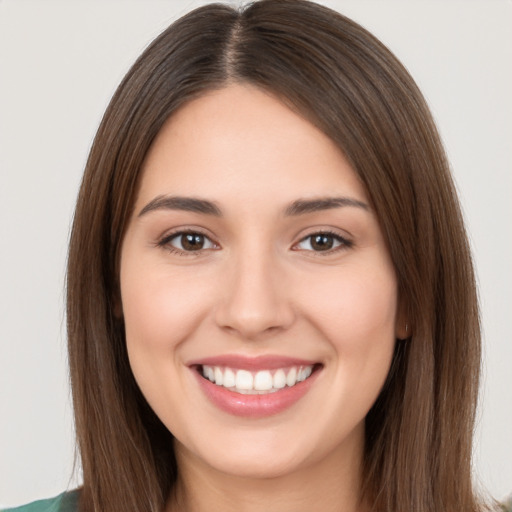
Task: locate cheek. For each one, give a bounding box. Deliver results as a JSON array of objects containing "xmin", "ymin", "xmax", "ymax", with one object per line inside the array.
[
  {"xmin": 301, "ymin": 258, "xmax": 398, "ymax": 404},
  {"xmin": 120, "ymin": 262, "xmax": 216, "ymax": 367},
  {"xmin": 297, "ymin": 263, "xmax": 398, "ymax": 428},
  {"xmin": 119, "ymin": 261, "xmax": 221, "ymax": 426},
  {"xmin": 302, "ymin": 263, "xmax": 398, "ymax": 349}
]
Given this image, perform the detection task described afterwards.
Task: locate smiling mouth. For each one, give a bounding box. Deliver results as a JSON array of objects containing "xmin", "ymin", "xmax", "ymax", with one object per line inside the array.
[{"xmin": 197, "ymin": 364, "xmax": 321, "ymax": 395}]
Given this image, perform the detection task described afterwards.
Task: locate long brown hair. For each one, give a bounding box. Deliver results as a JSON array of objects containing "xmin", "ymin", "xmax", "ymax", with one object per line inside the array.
[{"xmin": 67, "ymin": 1, "xmax": 482, "ymax": 510}]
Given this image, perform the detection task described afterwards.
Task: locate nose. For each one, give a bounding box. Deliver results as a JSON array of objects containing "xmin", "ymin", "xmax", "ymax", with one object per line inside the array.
[{"xmin": 214, "ymin": 250, "xmax": 295, "ymax": 340}]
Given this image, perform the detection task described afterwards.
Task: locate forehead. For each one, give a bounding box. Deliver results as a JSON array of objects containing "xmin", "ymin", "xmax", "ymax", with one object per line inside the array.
[{"xmin": 136, "ymin": 84, "xmax": 368, "ymax": 210}]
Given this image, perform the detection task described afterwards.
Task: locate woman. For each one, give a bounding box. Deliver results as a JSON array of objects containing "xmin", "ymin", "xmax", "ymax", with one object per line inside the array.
[{"xmin": 3, "ymin": 1, "xmax": 507, "ymax": 511}]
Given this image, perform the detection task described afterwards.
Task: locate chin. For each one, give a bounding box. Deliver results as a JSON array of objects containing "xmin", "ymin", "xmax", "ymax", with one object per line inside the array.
[
  {"xmin": 207, "ymin": 451, "xmax": 307, "ymax": 480},
  {"xmin": 175, "ymin": 428, "xmax": 315, "ymax": 481}
]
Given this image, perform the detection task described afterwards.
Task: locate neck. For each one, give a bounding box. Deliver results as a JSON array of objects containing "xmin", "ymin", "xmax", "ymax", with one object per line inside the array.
[{"xmin": 166, "ymin": 429, "xmax": 367, "ymax": 512}]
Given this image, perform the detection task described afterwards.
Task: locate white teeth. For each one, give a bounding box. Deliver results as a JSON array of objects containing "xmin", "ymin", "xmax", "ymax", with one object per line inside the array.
[
  {"xmin": 235, "ymin": 369, "xmax": 253, "ymax": 390},
  {"xmin": 273, "ymin": 369, "xmax": 286, "ymax": 389},
  {"xmin": 297, "ymin": 366, "xmax": 311, "ymax": 382},
  {"xmin": 223, "ymin": 368, "xmax": 236, "ymax": 388},
  {"xmin": 214, "ymin": 367, "xmax": 223, "ymax": 386},
  {"xmin": 254, "ymin": 370, "xmax": 273, "ymax": 391},
  {"xmin": 201, "ymin": 364, "xmax": 315, "ymax": 394},
  {"xmin": 286, "ymin": 367, "xmax": 297, "ymax": 387}
]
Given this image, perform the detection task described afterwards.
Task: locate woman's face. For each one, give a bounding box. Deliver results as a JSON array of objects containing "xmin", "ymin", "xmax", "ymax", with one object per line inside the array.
[{"xmin": 120, "ymin": 84, "xmax": 402, "ymax": 479}]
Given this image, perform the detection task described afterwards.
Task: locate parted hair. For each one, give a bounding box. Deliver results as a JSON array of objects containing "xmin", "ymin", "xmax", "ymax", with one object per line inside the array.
[{"xmin": 67, "ymin": 1, "xmax": 483, "ymax": 511}]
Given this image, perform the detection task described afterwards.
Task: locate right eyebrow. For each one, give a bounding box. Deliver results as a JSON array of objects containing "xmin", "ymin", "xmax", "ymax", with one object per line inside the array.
[{"xmin": 138, "ymin": 195, "xmax": 222, "ymax": 217}]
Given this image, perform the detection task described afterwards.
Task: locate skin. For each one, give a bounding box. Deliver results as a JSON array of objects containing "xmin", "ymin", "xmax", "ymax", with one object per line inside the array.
[{"xmin": 119, "ymin": 84, "xmax": 405, "ymax": 512}]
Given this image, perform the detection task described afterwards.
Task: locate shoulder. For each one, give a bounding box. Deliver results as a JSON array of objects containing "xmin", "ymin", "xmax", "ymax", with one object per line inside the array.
[{"xmin": 2, "ymin": 491, "xmax": 79, "ymax": 512}]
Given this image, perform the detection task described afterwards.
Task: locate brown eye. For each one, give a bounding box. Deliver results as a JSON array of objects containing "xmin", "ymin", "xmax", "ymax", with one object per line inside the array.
[
  {"xmin": 295, "ymin": 232, "xmax": 351, "ymax": 253},
  {"xmin": 181, "ymin": 233, "xmax": 206, "ymax": 251},
  {"xmin": 163, "ymin": 231, "xmax": 216, "ymax": 252},
  {"xmin": 310, "ymin": 234, "xmax": 334, "ymax": 251}
]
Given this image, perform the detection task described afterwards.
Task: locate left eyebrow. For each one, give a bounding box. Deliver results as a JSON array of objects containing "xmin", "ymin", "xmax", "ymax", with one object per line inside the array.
[{"xmin": 284, "ymin": 197, "xmax": 370, "ymax": 216}]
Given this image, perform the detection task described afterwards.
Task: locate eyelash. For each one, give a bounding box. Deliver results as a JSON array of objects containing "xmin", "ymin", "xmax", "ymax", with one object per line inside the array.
[
  {"xmin": 293, "ymin": 230, "xmax": 353, "ymax": 255},
  {"xmin": 157, "ymin": 229, "xmax": 353, "ymax": 256},
  {"xmin": 157, "ymin": 229, "xmax": 218, "ymax": 257}
]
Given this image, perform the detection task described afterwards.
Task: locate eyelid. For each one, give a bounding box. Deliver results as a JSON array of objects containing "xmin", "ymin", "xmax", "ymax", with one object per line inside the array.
[
  {"xmin": 157, "ymin": 227, "xmax": 220, "ymax": 256},
  {"xmin": 155, "ymin": 226, "xmax": 353, "ymax": 257},
  {"xmin": 292, "ymin": 229, "xmax": 353, "ymax": 254}
]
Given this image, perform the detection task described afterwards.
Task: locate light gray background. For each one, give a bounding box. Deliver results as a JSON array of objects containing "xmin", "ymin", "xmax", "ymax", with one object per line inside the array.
[{"xmin": 1, "ymin": 0, "xmax": 511, "ymax": 507}]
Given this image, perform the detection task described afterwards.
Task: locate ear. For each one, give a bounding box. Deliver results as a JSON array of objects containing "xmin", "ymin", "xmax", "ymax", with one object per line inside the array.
[
  {"xmin": 395, "ymin": 301, "xmax": 409, "ymax": 340},
  {"xmin": 395, "ymin": 321, "xmax": 409, "ymax": 340}
]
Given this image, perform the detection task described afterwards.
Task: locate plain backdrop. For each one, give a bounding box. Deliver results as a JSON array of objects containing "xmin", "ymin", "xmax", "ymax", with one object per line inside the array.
[{"xmin": 0, "ymin": 0, "xmax": 511, "ymax": 507}]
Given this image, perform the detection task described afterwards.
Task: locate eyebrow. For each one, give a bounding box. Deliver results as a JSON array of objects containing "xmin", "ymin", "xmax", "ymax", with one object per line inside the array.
[
  {"xmin": 138, "ymin": 194, "xmax": 369, "ymax": 218},
  {"xmin": 138, "ymin": 195, "xmax": 222, "ymax": 217},
  {"xmin": 283, "ymin": 197, "xmax": 369, "ymax": 216}
]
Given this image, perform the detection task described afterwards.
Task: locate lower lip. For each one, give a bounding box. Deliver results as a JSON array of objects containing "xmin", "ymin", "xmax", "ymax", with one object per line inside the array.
[{"xmin": 193, "ymin": 367, "xmax": 321, "ymax": 418}]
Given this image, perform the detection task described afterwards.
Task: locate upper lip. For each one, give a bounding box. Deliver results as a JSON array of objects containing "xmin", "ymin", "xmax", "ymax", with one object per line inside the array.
[{"xmin": 187, "ymin": 354, "xmax": 320, "ymax": 371}]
